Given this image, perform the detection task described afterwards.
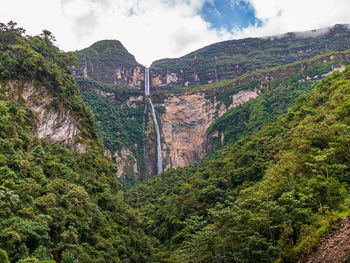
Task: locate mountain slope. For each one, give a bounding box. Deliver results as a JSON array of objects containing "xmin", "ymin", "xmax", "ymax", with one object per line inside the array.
[
  {"xmin": 150, "ymin": 24, "xmax": 350, "ymax": 87},
  {"xmin": 151, "ymin": 50, "xmax": 350, "ymax": 170},
  {"xmin": 126, "ymin": 67, "xmax": 350, "ymax": 262},
  {"xmin": 72, "ymin": 25, "xmax": 350, "ymax": 179},
  {"xmin": 72, "ymin": 40, "xmax": 144, "ymax": 87},
  {"xmin": 0, "ymin": 22, "xmax": 155, "ymax": 262},
  {"xmin": 76, "ymin": 77, "xmax": 145, "ymax": 179}
]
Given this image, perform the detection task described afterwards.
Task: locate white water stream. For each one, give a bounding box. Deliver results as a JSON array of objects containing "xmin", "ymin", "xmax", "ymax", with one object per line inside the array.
[{"xmin": 145, "ymin": 68, "xmax": 163, "ymax": 174}]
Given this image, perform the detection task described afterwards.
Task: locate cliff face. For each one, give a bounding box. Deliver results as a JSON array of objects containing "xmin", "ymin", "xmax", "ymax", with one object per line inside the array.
[
  {"xmin": 2, "ymin": 81, "xmax": 86, "ymax": 152},
  {"xmin": 76, "ymin": 77, "xmax": 145, "ymax": 178},
  {"xmin": 150, "ymin": 24, "xmax": 350, "ymax": 87},
  {"xmin": 72, "ymin": 40, "xmax": 145, "ymax": 87},
  {"xmin": 158, "ymin": 89, "xmax": 259, "ymax": 169},
  {"xmin": 73, "ymin": 26, "xmax": 350, "ymax": 179}
]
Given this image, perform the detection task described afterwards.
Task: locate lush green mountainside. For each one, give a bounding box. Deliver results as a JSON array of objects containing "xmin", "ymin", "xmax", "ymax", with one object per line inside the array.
[
  {"xmin": 150, "ymin": 24, "xmax": 350, "ymax": 87},
  {"xmin": 206, "ymin": 50, "xmax": 350, "ymax": 150},
  {"xmin": 0, "ymin": 22, "xmax": 155, "ymax": 262},
  {"xmin": 72, "ymin": 40, "xmax": 144, "ymax": 86},
  {"xmin": 126, "ymin": 68, "xmax": 350, "ymax": 262},
  {"xmin": 76, "ymin": 77, "xmax": 145, "ymax": 178},
  {"xmin": 2, "ymin": 20, "xmax": 350, "ymax": 263}
]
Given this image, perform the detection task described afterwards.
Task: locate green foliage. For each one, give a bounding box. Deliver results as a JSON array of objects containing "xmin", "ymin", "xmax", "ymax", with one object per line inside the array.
[
  {"xmin": 151, "ymin": 24, "xmax": 350, "ymax": 86},
  {"xmin": 0, "ymin": 249, "xmax": 10, "ymax": 263},
  {"xmin": 0, "ymin": 21, "xmax": 97, "ymax": 145},
  {"xmin": 0, "ymin": 22, "xmax": 155, "ymax": 262},
  {"xmin": 73, "ymin": 40, "xmax": 142, "ymax": 84},
  {"xmin": 76, "ymin": 77, "xmax": 145, "ymax": 174},
  {"xmin": 208, "ymin": 80, "xmax": 316, "ymax": 148},
  {"xmin": 126, "ymin": 68, "xmax": 350, "ymax": 262}
]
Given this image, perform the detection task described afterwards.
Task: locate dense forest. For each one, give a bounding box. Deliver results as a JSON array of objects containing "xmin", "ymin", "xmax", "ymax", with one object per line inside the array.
[
  {"xmin": 76, "ymin": 77, "xmax": 145, "ymax": 174},
  {"xmin": 1, "ymin": 21, "xmax": 350, "ymax": 263},
  {"xmin": 126, "ymin": 68, "xmax": 350, "ymax": 262},
  {"xmin": 0, "ymin": 22, "xmax": 156, "ymax": 263}
]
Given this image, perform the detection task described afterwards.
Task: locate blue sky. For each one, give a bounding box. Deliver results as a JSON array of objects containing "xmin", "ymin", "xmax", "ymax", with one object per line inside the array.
[
  {"xmin": 200, "ymin": 0, "xmax": 262, "ymax": 32},
  {"xmin": 2, "ymin": 0, "xmax": 350, "ymax": 65}
]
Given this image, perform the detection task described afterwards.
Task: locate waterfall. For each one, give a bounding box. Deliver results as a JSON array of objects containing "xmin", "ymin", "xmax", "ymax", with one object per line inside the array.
[{"xmin": 145, "ymin": 68, "xmax": 163, "ymax": 174}]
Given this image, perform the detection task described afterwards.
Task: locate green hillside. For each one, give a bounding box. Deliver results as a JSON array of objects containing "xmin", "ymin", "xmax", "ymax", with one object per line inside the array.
[
  {"xmin": 126, "ymin": 67, "xmax": 350, "ymax": 262},
  {"xmin": 206, "ymin": 50, "xmax": 350, "ymax": 150},
  {"xmin": 151, "ymin": 24, "xmax": 350, "ymax": 86},
  {"xmin": 76, "ymin": 77, "xmax": 145, "ymax": 177},
  {"xmin": 0, "ymin": 22, "xmax": 155, "ymax": 263}
]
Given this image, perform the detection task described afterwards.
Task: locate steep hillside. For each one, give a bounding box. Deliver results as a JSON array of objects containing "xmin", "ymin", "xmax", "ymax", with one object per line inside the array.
[
  {"xmin": 150, "ymin": 24, "xmax": 350, "ymax": 87},
  {"xmin": 304, "ymin": 217, "xmax": 350, "ymax": 263},
  {"xmin": 151, "ymin": 50, "xmax": 350, "ymax": 170},
  {"xmin": 72, "ymin": 40, "xmax": 144, "ymax": 87},
  {"xmin": 76, "ymin": 77, "xmax": 145, "ymax": 179},
  {"xmin": 126, "ymin": 67, "xmax": 350, "ymax": 262},
  {"xmin": 0, "ymin": 22, "xmax": 155, "ymax": 262},
  {"xmin": 73, "ymin": 26, "xmax": 350, "ymax": 180}
]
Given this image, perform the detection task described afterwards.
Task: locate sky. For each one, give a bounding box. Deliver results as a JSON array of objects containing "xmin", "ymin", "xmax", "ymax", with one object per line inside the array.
[{"xmin": 2, "ymin": 0, "xmax": 350, "ymax": 65}]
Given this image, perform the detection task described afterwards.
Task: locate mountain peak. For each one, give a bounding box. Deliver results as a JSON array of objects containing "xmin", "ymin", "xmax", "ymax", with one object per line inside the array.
[{"xmin": 72, "ymin": 39, "xmax": 144, "ymax": 86}]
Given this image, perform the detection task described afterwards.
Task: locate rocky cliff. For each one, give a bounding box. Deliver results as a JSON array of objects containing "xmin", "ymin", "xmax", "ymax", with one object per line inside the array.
[
  {"xmin": 152, "ymin": 50, "xmax": 350, "ymax": 171},
  {"xmin": 2, "ymin": 81, "xmax": 87, "ymax": 152},
  {"xmin": 72, "ymin": 40, "xmax": 145, "ymax": 87},
  {"xmin": 150, "ymin": 24, "xmax": 350, "ymax": 87},
  {"xmin": 157, "ymin": 89, "xmax": 259, "ymax": 169},
  {"xmin": 73, "ymin": 25, "xmax": 350, "ymax": 179},
  {"xmin": 76, "ymin": 77, "xmax": 145, "ymax": 178}
]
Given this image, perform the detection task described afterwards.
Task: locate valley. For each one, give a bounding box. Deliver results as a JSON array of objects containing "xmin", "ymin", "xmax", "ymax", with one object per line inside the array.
[{"xmin": 1, "ymin": 21, "xmax": 350, "ymax": 263}]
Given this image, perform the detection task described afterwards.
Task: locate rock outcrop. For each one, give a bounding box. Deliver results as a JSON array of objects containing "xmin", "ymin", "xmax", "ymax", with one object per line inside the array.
[
  {"xmin": 114, "ymin": 147, "xmax": 140, "ymax": 178},
  {"xmin": 158, "ymin": 89, "xmax": 260, "ymax": 169},
  {"xmin": 302, "ymin": 217, "xmax": 350, "ymax": 263},
  {"xmin": 3, "ymin": 81, "xmax": 86, "ymax": 152}
]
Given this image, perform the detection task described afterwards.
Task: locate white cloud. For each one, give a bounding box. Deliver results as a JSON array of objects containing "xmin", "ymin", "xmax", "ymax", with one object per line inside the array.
[
  {"xmin": 1, "ymin": 0, "xmax": 350, "ymax": 65},
  {"xmin": 234, "ymin": 0, "xmax": 350, "ymax": 39}
]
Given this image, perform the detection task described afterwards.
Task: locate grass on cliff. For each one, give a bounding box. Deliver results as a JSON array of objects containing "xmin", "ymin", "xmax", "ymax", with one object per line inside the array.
[
  {"xmin": 152, "ymin": 49, "xmax": 350, "ymax": 100},
  {"xmin": 151, "ymin": 24, "xmax": 350, "ymax": 84}
]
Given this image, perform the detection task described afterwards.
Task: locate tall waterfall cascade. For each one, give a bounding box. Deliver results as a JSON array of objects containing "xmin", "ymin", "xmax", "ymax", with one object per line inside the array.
[{"xmin": 145, "ymin": 68, "xmax": 163, "ymax": 174}]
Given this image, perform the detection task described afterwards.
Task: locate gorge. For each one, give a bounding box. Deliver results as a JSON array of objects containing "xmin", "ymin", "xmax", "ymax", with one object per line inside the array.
[
  {"xmin": 1, "ymin": 21, "xmax": 350, "ymax": 263},
  {"xmin": 74, "ymin": 26, "xmax": 350, "ymax": 178}
]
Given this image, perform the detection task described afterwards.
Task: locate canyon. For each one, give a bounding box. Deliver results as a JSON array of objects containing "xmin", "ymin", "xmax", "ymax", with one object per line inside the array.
[{"xmin": 73, "ymin": 24, "xmax": 350, "ymax": 179}]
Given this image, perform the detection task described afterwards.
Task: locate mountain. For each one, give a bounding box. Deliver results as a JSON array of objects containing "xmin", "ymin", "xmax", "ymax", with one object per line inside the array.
[
  {"xmin": 2, "ymin": 21, "xmax": 350, "ymax": 263},
  {"xmin": 0, "ymin": 22, "xmax": 155, "ymax": 262},
  {"xmin": 72, "ymin": 40, "xmax": 144, "ymax": 87},
  {"xmin": 73, "ymin": 25, "xmax": 350, "ymax": 179},
  {"xmin": 126, "ymin": 66, "xmax": 350, "ymax": 262},
  {"xmin": 150, "ymin": 24, "xmax": 350, "ymax": 88}
]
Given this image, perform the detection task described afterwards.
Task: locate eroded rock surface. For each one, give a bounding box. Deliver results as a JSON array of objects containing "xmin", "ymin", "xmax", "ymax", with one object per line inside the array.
[
  {"xmin": 303, "ymin": 217, "xmax": 350, "ymax": 263},
  {"xmin": 3, "ymin": 81, "xmax": 85, "ymax": 152},
  {"xmin": 114, "ymin": 147, "xmax": 140, "ymax": 178},
  {"xmin": 159, "ymin": 89, "xmax": 259, "ymax": 169}
]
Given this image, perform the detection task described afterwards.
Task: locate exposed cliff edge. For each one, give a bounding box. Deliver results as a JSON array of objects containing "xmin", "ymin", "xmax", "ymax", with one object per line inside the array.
[
  {"xmin": 2, "ymin": 81, "xmax": 86, "ymax": 152},
  {"xmin": 150, "ymin": 24, "xmax": 350, "ymax": 87},
  {"xmin": 158, "ymin": 89, "xmax": 260, "ymax": 169},
  {"xmin": 72, "ymin": 40, "xmax": 145, "ymax": 87}
]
